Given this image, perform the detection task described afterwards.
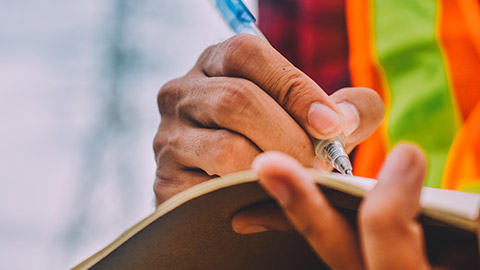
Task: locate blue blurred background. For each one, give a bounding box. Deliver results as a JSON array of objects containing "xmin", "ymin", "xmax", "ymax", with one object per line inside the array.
[{"xmin": 0, "ymin": 0, "xmax": 257, "ymax": 268}]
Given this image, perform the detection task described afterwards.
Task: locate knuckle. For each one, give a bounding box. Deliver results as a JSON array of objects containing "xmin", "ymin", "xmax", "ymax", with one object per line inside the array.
[
  {"xmin": 153, "ymin": 125, "xmax": 182, "ymax": 162},
  {"xmin": 278, "ymin": 72, "xmax": 311, "ymax": 113},
  {"xmin": 152, "ymin": 131, "xmax": 167, "ymax": 157},
  {"xmin": 212, "ymin": 130, "xmax": 247, "ymax": 174},
  {"xmin": 165, "ymin": 130, "xmax": 182, "ymax": 151},
  {"xmin": 215, "ymin": 81, "xmax": 253, "ymax": 120},
  {"xmin": 197, "ymin": 44, "xmax": 221, "ymax": 75},
  {"xmin": 198, "ymin": 44, "xmax": 217, "ymax": 65},
  {"xmin": 223, "ymin": 34, "xmax": 266, "ymax": 74},
  {"xmin": 158, "ymin": 76, "xmax": 207, "ymax": 118},
  {"xmin": 157, "ymin": 78, "xmax": 184, "ymax": 115}
]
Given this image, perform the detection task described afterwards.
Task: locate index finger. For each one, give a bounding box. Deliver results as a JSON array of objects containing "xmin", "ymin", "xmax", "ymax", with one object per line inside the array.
[
  {"xmin": 253, "ymin": 152, "xmax": 364, "ymax": 270},
  {"xmin": 193, "ymin": 34, "xmax": 344, "ymax": 140}
]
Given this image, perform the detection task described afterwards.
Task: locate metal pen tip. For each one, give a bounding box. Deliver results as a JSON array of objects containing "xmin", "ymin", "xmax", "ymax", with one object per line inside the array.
[{"xmin": 345, "ymin": 169, "xmax": 353, "ymax": 177}]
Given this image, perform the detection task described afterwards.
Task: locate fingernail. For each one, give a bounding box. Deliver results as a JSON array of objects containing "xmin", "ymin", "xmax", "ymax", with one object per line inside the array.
[
  {"xmin": 338, "ymin": 102, "xmax": 360, "ymax": 136},
  {"xmin": 308, "ymin": 103, "xmax": 340, "ymax": 135},
  {"xmin": 238, "ymin": 225, "xmax": 268, "ymax": 234}
]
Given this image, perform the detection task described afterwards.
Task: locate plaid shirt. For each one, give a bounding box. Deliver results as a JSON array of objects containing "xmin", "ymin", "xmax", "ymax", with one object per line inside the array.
[{"xmin": 258, "ymin": 0, "xmax": 350, "ymax": 95}]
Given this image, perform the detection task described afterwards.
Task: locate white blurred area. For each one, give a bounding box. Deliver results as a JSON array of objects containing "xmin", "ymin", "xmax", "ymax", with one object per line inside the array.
[{"xmin": 0, "ymin": 0, "xmax": 257, "ymax": 269}]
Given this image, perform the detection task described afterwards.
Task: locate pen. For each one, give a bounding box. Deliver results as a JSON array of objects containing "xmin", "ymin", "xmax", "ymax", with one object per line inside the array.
[{"xmin": 213, "ymin": 0, "xmax": 354, "ymax": 176}]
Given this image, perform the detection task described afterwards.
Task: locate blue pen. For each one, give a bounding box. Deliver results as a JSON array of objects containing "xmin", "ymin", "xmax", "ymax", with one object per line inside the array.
[
  {"xmin": 213, "ymin": 0, "xmax": 354, "ymax": 176},
  {"xmin": 214, "ymin": 0, "xmax": 266, "ymax": 39}
]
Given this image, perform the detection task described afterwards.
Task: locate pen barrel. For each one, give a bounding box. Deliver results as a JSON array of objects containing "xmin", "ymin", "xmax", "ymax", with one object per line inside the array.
[
  {"xmin": 245, "ymin": 23, "xmax": 268, "ymax": 41},
  {"xmin": 313, "ymin": 135, "xmax": 346, "ymax": 164}
]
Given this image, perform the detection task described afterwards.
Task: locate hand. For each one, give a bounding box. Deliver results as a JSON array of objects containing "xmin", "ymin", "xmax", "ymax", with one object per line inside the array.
[
  {"xmin": 154, "ymin": 34, "xmax": 384, "ymax": 204},
  {"xmin": 237, "ymin": 144, "xmax": 480, "ymax": 269}
]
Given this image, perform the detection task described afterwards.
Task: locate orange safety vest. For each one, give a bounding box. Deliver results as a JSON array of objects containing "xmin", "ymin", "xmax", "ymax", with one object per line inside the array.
[{"xmin": 347, "ymin": 0, "xmax": 480, "ymax": 192}]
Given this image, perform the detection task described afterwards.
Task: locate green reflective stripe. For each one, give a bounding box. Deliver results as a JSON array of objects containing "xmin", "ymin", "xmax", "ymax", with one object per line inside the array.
[
  {"xmin": 460, "ymin": 186, "xmax": 480, "ymax": 194},
  {"xmin": 373, "ymin": 0, "xmax": 461, "ymax": 187}
]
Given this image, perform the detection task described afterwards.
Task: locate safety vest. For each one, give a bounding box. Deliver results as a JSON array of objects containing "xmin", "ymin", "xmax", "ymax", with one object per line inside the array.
[{"xmin": 347, "ymin": 0, "xmax": 480, "ymax": 192}]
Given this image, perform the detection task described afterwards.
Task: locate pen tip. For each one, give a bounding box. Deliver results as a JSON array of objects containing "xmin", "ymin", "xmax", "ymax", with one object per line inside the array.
[{"xmin": 345, "ymin": 169, "xmax": 353, "ymax": 177}]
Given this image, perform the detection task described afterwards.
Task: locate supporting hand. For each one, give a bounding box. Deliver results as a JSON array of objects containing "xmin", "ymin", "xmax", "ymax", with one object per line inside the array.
[{"xmin": 235, "ymin": 144, "xmax": 455, "ymax": 269}]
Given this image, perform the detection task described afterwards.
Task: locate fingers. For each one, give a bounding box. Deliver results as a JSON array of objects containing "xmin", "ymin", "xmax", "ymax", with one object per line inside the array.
[
  {"xmin": 154, "ymin": 34, "xmax": 386, "ymax": 207},
  {"xmin": 153, "ymin": 122, "xmax": 260, "ymax": 204},
  {"xmin": 164, "ymin": 75, "xmax": 315, "ymax": 166},
  {"xmin": 359, "ymin": 144, "xmax": 430, "ymax": 270},
  {"xmin": 253, "ymin": 152, "xmax": 364, "ymax": 270},
  {"xmin": 154, "ymin": 167, "xmax": 210, "ymax": 205},
  {"xmin": 194, "ymin": 34, "xmax": 345, "ymax": 140},
  {"xmin": 329, "ymin": 87, "xmax": 384, "ymax": 152},
  {"xmin": 232, "ymin": 202, "xmax": 292, "ymax": 234}
]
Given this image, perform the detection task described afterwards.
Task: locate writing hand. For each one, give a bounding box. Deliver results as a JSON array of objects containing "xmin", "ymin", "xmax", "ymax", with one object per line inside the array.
[{"xmin": 154, "ymin": 34, "xmax": 384, "ymax": 204}]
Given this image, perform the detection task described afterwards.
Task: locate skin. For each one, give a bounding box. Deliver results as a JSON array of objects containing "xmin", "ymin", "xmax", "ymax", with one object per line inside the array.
[
  {"xmin": 154, "ymin": 34, "xmax": 384, "ymax": 205},
  {"xmin": 154, "ymin": 34, "xmax": 480, "ymax": 268},
  {"xmin": 246, "ymin": 145, "xmax": 480, "ymax": 269}
]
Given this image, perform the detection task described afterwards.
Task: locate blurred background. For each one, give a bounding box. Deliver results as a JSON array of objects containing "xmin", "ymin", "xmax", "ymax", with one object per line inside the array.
[{"xmin": 0, "ymin": 0, "xmax": 257, "ymax": 269}]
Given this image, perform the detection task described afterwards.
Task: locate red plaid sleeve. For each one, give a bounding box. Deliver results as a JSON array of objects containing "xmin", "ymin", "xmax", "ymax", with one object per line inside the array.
[{"xmin": 258, "ymin": 0, "xmax": 350, "ymax": 95}]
